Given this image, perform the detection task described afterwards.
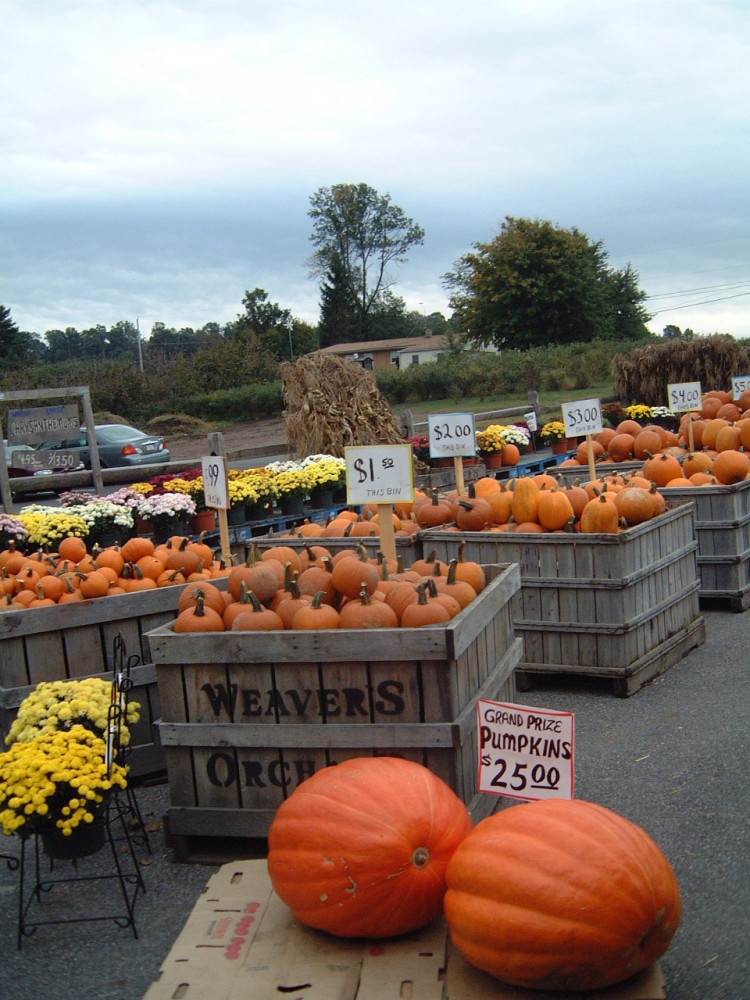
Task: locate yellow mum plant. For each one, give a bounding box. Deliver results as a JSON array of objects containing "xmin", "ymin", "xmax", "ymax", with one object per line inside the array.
[
  {"xmin": 0, "ymin": 724, "xmax": 128, "ymax": 838},
  {"xmin": 5, "ymin": 678, "xmax": 140, "ymax": 748}
]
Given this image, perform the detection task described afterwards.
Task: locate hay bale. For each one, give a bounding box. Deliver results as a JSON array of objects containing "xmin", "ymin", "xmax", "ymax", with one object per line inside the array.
[
  {"xmin": 612, "ymin": 335, "xmax": 750, "ymax": 404},
  {"xmin": 281, "ymin": 355, "xmax": 404, "ymax": 458}
]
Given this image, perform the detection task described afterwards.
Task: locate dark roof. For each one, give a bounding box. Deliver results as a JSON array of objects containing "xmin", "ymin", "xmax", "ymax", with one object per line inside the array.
[{"xmin": 315, "ymin": 333, "xmax": 450, "ymax": 354}]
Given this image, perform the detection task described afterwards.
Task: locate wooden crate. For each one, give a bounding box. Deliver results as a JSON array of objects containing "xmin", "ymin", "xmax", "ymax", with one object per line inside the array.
[
  {"xmin": 0, "ymin": 586, "xmax": 193, "ymax": 778},
  {"xmin": 421, "ymin": 504, "xmax": 705, "ymax": 697},
  {"xmin": 146, "ymin": 563, "xmax": 522, "ymax": 842},
  {"xmin": 143, "ymin": 860, "xmax": 666, "ymax": 1000},
  {"xmin": 660, "ymin": 479, "xmax": 750, "ymax": 611}
]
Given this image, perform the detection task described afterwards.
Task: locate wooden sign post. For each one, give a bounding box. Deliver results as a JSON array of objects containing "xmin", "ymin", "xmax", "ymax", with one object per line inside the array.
[
  {"xmin": 561, "ymin": 399, "xmax": 603, "ymax": 482},
  {"xmin": 345, "ymin": 445, "xmax": 413, "ymax": 563},
  {"xmin": 427, "ymin": 412, "xmax": 476, "ymax": 495},
  {"xmin": 204, "ymin": 432, "xmax": 232, "ymax": 563}
]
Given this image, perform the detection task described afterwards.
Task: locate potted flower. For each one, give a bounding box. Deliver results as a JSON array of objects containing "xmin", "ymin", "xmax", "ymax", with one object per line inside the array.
[
  {"xmin": 0, "ymin": 677, "xmax": 137, "ymax": 858},
  {"xmin": 0, "ymin": 512, "xmax": 28, "ymax": 553},
  {"xmin": 59, "ymin": 498, "xmax": 135, "ymax": 548},
  {"xmin": 270, "ymin": 465, "xmax": 314, "ymax": 516},
  {"xmin": 540, "ymin": 420, "xmax": 575, "ymax": 454},
  {"xmin": 17, "ymin": 505, "xmax": 90, "ymax": 551},
  {"xmin": 300, "ymin": 455, "xmax": 347, "ymax": 509},
  {"xmin": 0, "ymin": 724, "xmax": 129, "ymax": 857},
  {"xmin": 136, "ymin": 492, "xmax": 196, "ymax": 543},
  {"xmin": 159, "ymin": 469, "xmax": 217, "ymax": 532},
  {"xmin": 475, "ymin": 424, "xmax": 507, "ymax": 468},
  {"xmin": 622, "ymin": 403, "xmax": 652, "ymax": 426},
  {"xmin": 5, "ymin": 677, "xmax": 140, "ymax": 748}
]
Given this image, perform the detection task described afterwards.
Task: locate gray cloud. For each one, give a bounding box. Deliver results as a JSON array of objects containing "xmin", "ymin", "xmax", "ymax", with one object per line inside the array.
[{"xmin": 1, "ymin": 0, "xmax": 749, "ymax": 338}]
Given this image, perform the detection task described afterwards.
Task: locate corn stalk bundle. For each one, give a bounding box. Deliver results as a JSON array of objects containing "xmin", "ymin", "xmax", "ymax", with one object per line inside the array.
[
  {"xmin": 612, "ymin": 336, "xmax": 750, "ymax": 405},
  {"xmin": 281, "ymin": 355, "xmax": 405, "ymax": 458}
]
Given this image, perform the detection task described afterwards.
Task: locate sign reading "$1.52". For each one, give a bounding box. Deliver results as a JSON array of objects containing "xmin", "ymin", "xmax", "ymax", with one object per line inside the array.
[{"xmin": 345, "ymin": 445, "xmax": 413, "ymax": 505}]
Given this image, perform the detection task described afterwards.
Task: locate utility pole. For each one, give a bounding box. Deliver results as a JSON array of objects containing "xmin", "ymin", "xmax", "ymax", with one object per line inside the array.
[{"xmin": 136, "ymin": 317, "xmax": 144, "ymax": 372}]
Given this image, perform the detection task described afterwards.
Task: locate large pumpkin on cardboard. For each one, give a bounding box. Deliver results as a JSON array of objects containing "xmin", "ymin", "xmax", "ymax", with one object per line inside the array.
[
  {"xmin": 267, "ymin": 756, "xmax": 472, "ymax": 938},
  {"xmin": 444, "ymin": 799, "xmax": 681, "ymax": 992}
]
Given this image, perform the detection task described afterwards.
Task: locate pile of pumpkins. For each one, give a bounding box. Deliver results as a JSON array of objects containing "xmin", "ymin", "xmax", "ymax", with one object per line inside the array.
[
  {"xmin": 0, "ymin": 533, "xmax": 230, "ymax": 609},
  {"xmin": 392, "ymin": 472, "xmax": 667, "ymax": 535},
  {"xmin": 172, "ymin": 540, "xmax": 485, "ymax": 632},
  {"xmin": 266, "ymin": 755, "xmax": 682, "ymax": 993},
  {"xmin": 559, "ymin": 387, "xmax": 750, "ymax": 488}
]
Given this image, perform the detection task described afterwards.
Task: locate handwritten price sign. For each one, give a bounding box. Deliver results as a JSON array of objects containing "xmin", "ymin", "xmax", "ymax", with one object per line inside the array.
[
  {"xmin": 561, "ymin": 398, "xmax": 602, "ymax": 438},
  {"xmin": 345, "ymin": 445, "xmax": 413, "ymax": 505},
  {"xmin": 477, "ymin": 699, "xmax": 574, "ymax": 801},
  {"xmin": 731, "ymin": 374, "xmax": 750, "ymax": 400},
  {"xmin": 427, "ymin": 412, "xmax": 476, "ymax": 457},
  {"xmin": 667, "ymin": 381, "xmax": 702, "ymax": 413},
  {"xmin": 201, "ymin": 455, "xmax": 228, "ymax": 509}
]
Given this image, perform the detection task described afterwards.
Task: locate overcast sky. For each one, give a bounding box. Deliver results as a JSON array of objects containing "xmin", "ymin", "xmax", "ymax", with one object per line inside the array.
[{"xmin": 2, "ymin": 0, "xmax": 749, "ymax": 341}]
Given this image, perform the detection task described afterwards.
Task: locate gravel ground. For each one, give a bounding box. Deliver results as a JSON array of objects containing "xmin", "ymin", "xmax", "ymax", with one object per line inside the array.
[{"xmin": 0, "ymin": 606, "xmax": 748, "ymax": 999}]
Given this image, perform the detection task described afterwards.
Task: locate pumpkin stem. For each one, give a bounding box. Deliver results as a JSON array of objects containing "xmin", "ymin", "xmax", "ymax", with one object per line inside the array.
[{"xmin": 412, "ymin": 846, "xmax": 430, "ymax": 868}]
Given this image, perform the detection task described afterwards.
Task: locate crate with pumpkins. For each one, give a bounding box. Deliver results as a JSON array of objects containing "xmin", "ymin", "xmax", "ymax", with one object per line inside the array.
[
  {"xmin": 145, "ymin": 539, "xmax": 523, "ymax": 844},
  {"xmin": 0, "ymin": 530, "xmax": 231, "ymax": 778},
  {"xmin": 417, "ymin": 461, "xmax": 705, "ymax": 696},
  {"xmin": 553, "ymin": 388, "xmax": 750, "ymax": 611}
]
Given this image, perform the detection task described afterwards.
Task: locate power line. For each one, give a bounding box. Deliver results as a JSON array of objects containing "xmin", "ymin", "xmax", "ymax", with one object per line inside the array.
[
  {"xmin": 649, "ymin": 290, "xmax": 750, "ymax": 316},
  {"xmin": 646, "ymin": 280, "xmax": 750, "ymax": 301}
]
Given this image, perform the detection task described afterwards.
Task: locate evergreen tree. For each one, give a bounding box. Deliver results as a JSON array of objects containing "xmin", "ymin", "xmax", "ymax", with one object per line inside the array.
[{"xmin": 318, "ymin": 254, "xmax": 361, "ymax": 346}]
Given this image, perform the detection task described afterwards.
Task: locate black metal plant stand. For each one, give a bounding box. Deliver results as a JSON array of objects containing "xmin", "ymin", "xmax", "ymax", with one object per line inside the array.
[{"xmin": 15, "ymin": 633, "xmax": 149, "ymax": 949}]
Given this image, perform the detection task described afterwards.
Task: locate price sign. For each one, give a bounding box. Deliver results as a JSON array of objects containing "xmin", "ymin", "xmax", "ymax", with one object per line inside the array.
[
  {"xmin": 477, "ymin": 699, "xmax": 574, "ymax": 801},
  {"xmin": 345, "ymin": 445, "xmax": 413, "ymax": 504},
  {"xmin": 667, "ymin": 380, "xmax": 702, "ymax": 413},
  {"xmin": 731, "ymin": 374, "xmax": 750, "ymax": 400},
  {"xmin": 561, "ymin": 398, "xmax": 602, "ymax": 438},
  {"xmin": 427, "ymin": 412, "xmax": 476, "ymax": 457},
  {"xmin": 12, "ymin": 449, "xmax": 79, "ymax": 471},
  {"xmin": 201, "ymin": 455, "xmax": 228, "ymax": 509},
  {"xmin": 524, "ymin": 410, "xmax": 538, "ymax": 432}
]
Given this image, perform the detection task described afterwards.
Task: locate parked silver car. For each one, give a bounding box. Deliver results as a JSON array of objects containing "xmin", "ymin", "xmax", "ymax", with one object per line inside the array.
[{"xmin": 37, "ymin": 424, "xmax": 170, "ymax": 469}]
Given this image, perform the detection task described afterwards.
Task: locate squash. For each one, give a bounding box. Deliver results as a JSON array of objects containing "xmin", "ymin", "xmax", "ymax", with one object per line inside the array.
[
  {"xmin": 444, "ymin": 798, "xmax": 681, "ymax": 992},
  {"xmin": 267, "ymin": 756, "xmax": 473, "ymax": 938}
]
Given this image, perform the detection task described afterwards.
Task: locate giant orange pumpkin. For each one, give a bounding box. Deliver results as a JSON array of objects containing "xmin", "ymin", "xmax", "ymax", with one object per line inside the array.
[
  {"xmin": 267, "ymin": 756, "xmax": 473, "ymax": 938},
  {"xmin": 444, "ymin": 799, "xmax": 681, "ymax": 992}
]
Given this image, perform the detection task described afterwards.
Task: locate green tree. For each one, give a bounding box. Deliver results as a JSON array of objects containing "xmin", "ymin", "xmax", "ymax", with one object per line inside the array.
[
  {"xmin": 444, "ymin": 216, "xmax": 650, "ymax": 349},
  {"xmin": 308, "ymin": 182, "xmax": 425, "ymax": 337},
  {"xmin": 0, "ymin": 305, "xmax": 43, "ymax": 371},
  {"xmin": 318, "ymin": 253, "xmax": 361, "ymax": 347},
  {"xmin": 234, "ymin": 288, "xmax": 318, "ymax": 362}
]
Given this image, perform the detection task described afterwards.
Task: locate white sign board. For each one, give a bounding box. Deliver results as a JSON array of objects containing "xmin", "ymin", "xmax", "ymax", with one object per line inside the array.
[
  {"xmin": 477, "ymin": 699, "xmax": 575, "ymax": 801},
  {"xmin": 524, "ymin": 410, "xmax": 538, "ymax": 432},
  {"xmin": 427, "ymin": 412, "xmax": 476, "ymax": 458},
  {"xmin": 345, "ymin": 445, "xmax": 413, "ymax": 505},
  {"xmin": 731, "ymin": 374, "xmax": 750, "ymax": 400},
  {"xmin": 561, "ymin": 398, "xmax": 602, "ymax": 438},
  {"xmin": 667, "ymin": 380, "xmax": 702, "ymax": 413},
  {"xmin": 201, "ymin": 455, "xmax": 228, "ymax": 509}
]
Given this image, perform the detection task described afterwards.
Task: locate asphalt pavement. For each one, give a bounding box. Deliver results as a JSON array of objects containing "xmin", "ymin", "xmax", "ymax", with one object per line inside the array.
[{"xmin": 0, "ymin": 605, "xmax": 747, "ymax": 999}]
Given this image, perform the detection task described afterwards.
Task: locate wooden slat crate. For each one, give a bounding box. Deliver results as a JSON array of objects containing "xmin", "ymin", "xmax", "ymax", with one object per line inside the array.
[
  {"xmin": 0, "ymin": 586, "xmax": 193, "ymax": 778},
  {"xmin": 660, "ymin": 479, "xmax": 750, "ymax": 611},
  {"xmin": 421, "ymin": 504, "xmax": 705, "ymax": 697},
  {"xmin": 146, "ymin": 563, "xmax": 522, "ymax": 843}
]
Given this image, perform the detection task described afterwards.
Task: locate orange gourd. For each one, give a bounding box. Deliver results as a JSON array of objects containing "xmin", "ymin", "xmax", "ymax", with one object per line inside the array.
[
  {"xmin": 268, "ymin": 756, "xmax": 473, "ymax": 938},
  {"xmin": 444, "ymin": 799, "xmax": 681, "ymax": 992},
  {"xmin": 173, "ymin": 591, "xmax": 225, "ymax": 632},
  {"xmin": 579, "ymin": 493, "xmax": 620, "ymax": 533}
]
